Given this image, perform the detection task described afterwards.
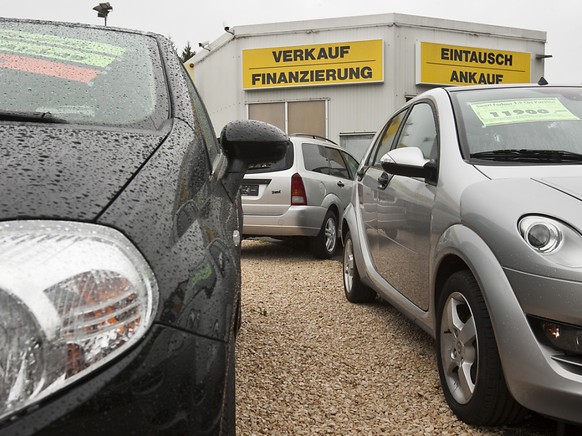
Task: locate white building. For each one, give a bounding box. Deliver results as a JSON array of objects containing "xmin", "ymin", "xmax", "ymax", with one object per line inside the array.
[{"xmin": 186, "ymin": 13, "xmax": 547, "ymax": 160}]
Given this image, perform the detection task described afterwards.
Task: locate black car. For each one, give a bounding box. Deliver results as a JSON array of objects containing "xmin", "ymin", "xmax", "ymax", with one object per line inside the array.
[{"xmin": 0, "ymin": 18, "xmax": 288, "ymax": 435}]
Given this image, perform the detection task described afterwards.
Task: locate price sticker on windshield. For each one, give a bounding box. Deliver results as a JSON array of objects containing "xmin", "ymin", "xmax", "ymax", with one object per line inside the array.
[{"xmin": 469, "ymin": 98, "xmax": 580, "ymax": 126}]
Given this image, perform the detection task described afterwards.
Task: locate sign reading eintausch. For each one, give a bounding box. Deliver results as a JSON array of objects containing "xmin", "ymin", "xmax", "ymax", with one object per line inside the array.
[{"xmin": 417, "ymin": 41, "xmax": 531, "ymax": 86}]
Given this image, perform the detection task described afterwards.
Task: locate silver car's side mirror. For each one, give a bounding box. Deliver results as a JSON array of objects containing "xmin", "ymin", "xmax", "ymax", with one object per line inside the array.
[{"xmin": 380, "ymin": 147, "xmax": 436, "ymax": 181}]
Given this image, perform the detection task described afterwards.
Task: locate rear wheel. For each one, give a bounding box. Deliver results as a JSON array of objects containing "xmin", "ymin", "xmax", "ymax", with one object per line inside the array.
[
  {"xmin": 436, "ymin": 270, "xmax": 525, "ymax": 425},
  {"xmin": 343, "ymin": 231, "xmax": 376, "ymax": 303},
  {"xmin": 310, "ymin": 210, "xmax": 338, "ymax": 259}
]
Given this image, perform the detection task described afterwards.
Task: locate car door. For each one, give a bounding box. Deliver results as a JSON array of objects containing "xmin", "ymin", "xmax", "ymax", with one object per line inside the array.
[
  {"xmin": 324, "ymin": 145, "xmax": 356, "ymax": 209},
  {"xmin": 375, "ymin": 102, "xmax": 438, "ymax": 310},
  {"xmin": 357, "ymin": 109, "xmax": 408, "ymax": 269},
  {"xmin": 301, "ymin": 142, "xmax": 353, "ymax": 209}
]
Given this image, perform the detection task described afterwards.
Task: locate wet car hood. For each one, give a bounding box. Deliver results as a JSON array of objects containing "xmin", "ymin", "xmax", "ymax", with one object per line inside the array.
[{"xmin": 0, "ymin": 124, "xmax": 166, "ymax": 220}]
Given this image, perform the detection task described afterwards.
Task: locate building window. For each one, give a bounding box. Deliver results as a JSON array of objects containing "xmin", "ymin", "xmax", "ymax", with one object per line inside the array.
[
  {"xmin": 248, "ymin": 102, "xmax": 285, "ymax": 132},
  {"xmin": 340, "ymin": 132, "xmax": 375, "ymax": 162},
  {"xmin": 248, "ymin": 100, "xmax": 326, "ymax": 138}
]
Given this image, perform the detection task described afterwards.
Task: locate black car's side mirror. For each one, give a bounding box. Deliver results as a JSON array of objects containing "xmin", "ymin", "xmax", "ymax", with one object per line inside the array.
[{"xmin": 220, "ymin": 120, "xmax": 290, "ymax": 196}]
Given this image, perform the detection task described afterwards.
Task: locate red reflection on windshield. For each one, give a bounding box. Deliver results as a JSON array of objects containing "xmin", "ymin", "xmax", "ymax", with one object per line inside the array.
[{"xmin": 0, "ymin": 53, "xmax": 99, "ymax": 83}]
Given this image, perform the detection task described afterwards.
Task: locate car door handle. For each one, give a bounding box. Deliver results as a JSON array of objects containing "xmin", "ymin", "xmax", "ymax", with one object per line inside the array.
[
  {"xmin": 377, "ymin": 172, "xmax": 393, "ymax": 190},
  {"xmin": 337, "ymin": 181, "xmax": 345, "ymax": 188}
]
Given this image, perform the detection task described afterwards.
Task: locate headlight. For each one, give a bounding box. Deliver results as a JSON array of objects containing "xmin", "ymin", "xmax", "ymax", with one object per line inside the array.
[
  {"xmin": 519, "ymin": 216, "xmax": 562, "ymax": 253},
  {"xmin": 0, "ymin": 221, "xmax": 158, "ymax": 420}
]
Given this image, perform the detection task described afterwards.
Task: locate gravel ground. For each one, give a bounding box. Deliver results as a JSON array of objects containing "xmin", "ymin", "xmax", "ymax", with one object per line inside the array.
[{"xmin": 235, "ymin": 238, "xmax": 572, "ymax": 436}]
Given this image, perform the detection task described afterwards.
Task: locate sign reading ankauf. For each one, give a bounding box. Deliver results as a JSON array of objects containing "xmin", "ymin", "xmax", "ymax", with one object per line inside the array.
[
  {"xmin": 417, "ymin": 41, "xmax": 531, "ymax": 86},
  {"xmin": 243, "ymin": 40, "xmax": 383, "ymax": 90}
]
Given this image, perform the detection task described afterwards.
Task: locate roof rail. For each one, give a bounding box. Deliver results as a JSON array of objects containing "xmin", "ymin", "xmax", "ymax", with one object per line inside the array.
[{"xmin": 290, "ymin": 133, "xmax": 338, "ymax": 146}]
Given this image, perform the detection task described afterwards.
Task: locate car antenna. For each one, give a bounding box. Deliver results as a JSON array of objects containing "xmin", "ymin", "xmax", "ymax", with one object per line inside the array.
[{"xmin": 538, "ymin": 76, "xmax": 549, "ymax": 85}]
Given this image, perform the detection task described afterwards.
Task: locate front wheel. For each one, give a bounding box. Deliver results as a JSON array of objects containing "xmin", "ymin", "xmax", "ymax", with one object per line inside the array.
[
  {"xmin": 310, "ymin": 210, "xmax": 338, "ymax": 259},
  {"xmin": 436, "ymin": 270, "xmax": 525, "ymax": 425}
]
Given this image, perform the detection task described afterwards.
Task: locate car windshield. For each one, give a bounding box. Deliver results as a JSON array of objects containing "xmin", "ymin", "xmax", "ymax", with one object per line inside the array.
[
  {"xmin": 0, "ymin": 20, "xmax": 169, "ymax": 129},
  {"xmin": 450, "ymin": 86, "xmax": 582, "ymax": 163}
]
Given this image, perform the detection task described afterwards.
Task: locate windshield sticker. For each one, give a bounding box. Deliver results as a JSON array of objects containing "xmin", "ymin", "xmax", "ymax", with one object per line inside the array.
[
  {"xmin": 0, "ymin": 28, "xmax": 126, "ymax": 82},
  {"xmin": 0, "ymin": 29, "xmax": 125, "ymax": 57},
  {"xmin": 0, "ymin": 54, "xmax": 99, "ymax": 83},
  {"xmin": 0, "ymin": 38, "xmax": 118, "ymax": 68},
  {"xmin": 469, "ymin": 98, "xmax": 580, "ymax": 126}
]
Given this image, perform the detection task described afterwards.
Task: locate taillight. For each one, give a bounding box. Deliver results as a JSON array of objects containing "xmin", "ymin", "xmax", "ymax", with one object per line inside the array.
[{"xmin": 291, "ymin": 172, "xmax": 307, "ymax": 205}]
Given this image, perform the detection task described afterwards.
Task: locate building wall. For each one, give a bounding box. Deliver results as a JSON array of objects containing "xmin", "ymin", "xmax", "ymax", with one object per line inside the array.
[{"xmin": 187, "ymin": 13, "xmax": 546, "ymax": 158}]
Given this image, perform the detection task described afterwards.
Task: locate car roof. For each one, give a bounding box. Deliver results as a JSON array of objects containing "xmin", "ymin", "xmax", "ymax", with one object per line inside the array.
[{"xmin": 443, "ymin": 83, "xmax": 582, "ymax": 94}]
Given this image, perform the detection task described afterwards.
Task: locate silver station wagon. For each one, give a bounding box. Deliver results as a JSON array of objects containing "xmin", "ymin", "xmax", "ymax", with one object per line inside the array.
[
  {"xmin": 242, "ymin": 134, "xmax": 359, "ymax": 258},
  {"xmin": 341, "ymin": 84, "xmax": 582, "ymax": 427}
]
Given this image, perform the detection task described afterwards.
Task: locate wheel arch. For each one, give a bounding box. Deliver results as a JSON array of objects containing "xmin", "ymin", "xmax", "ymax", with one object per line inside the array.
[
  {"xmin": 434, "ymin": 253, "xmax": 470, "ymax": 319},
  {"xmin": 433, "ymin": 224, "xmax": 535, "ymax": 406},
  {"xmin": 321, "ymin": 195, "xmax": 341, "ymax": 222}
]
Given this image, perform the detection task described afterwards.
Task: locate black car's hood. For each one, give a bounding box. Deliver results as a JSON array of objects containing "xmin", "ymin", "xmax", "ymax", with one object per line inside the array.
[{"xmin": 0, "ymin": 124, "xmax": 167, "ymax": 220}]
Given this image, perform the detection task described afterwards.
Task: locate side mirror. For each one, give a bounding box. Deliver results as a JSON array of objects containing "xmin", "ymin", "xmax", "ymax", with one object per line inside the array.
[
  {"xmin": 220, "ymin": 120, "xmax": 290, "ymax": 196},
  {"xmin": 380, "ymin": 147, "xmax": 436, "ymax": 182}
]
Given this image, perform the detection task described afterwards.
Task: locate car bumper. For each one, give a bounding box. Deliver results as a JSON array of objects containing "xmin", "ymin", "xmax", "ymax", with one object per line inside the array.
[
  {"xmin": 499, "ymin": 268, "xmax": 582, "ymax": 423},
  {"xmin": 242, "ymin": 205, "xmax": 325, "ymax": 237},
  {"xmin": 1, "ymin": 324, "xmax": 230, "ymax": 436},
  {"xmin": 443, "ymin": 225, "xmax": 582, "ymax": 424}
]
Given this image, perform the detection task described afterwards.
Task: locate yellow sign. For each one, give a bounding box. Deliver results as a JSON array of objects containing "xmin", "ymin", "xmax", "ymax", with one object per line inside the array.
[
  {"xmin": 242, "ymin": 40, "xmax": 383, "ymax": 89},
  {"xmin": 470, "ymin": 98, "xmax": 579, "ymax": 126},
  {"xmin": 417, "ymin": 42, "xmax": 531, "ymax": 86}
]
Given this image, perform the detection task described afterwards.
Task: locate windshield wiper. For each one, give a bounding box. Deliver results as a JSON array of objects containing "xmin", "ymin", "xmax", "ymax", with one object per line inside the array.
[
  {"xmin": 470, "ymin": 149, "xmax": 582, "ymax": 163},
  {"xmin": 0, "ymin": 110, "xmax": 68, "ymax": 124}
]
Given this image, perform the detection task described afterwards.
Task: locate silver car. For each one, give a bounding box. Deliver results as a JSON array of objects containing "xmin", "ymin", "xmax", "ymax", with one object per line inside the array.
[
  {"xmin": 341, "ymin": 84, "xmax": 582, "ymax": 426},
  {"xmin": 242, "ymin": 134, "xmax": 359, "ymax": 258}
]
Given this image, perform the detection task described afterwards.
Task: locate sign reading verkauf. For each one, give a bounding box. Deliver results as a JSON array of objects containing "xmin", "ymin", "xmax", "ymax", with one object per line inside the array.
[
  {"xmin": 243, "ymin": 40, "xmax": 383, "ymax": 90},
  {"xmin": 417, "ymin": 42, "xmax": 531, "ymax": 86}
]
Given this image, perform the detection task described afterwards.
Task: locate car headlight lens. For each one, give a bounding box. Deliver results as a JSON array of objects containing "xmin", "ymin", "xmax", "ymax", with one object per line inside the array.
[
  {"xmin": 518, "ymin": 216, "xmax": 562, "ymax": 253},
  {"xmin": 0, "ymin": 221, "xmax": 158, "ymax": 420}
]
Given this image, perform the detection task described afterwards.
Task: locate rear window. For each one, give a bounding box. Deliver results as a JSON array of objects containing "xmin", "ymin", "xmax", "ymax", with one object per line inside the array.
[
  {"xmin": 0, "ymin": 20, "xmax": 169, "ymax": 129},
  {"xmin": 246, "ymin": 141, "xmax": 294, "ymax": 173}
]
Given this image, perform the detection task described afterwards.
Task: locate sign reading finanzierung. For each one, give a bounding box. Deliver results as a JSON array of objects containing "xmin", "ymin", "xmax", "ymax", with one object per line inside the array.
[
  {"xmin": 417, "ymin": 42, "xmax": 531, "ymax": 86},
  {"xmin": 242, "ymin": 40, "xmax": 383, "ymax": 90}
]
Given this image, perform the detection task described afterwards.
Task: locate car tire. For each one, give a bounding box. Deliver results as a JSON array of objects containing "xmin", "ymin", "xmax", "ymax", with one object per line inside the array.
[
  {"xmin": 310, "ymin": 210, "xmax": 338, "ymax": 259},
  {"xmin": 343, "ymin": 231, "xmax": 376, "ymax": 303},
  {"xmin": 436, "ymin": 270, "xmax": 526, "ymax": 425},
  {"xmin": 221, "ymin": 330, "xmax": 237, "ymax": 435},
  {"xmin": 235, "ymin": 297, "xmax": 242, "ymax": 335}
]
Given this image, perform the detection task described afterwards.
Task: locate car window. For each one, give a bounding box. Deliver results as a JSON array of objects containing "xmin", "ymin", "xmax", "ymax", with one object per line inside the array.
[
  {"xmin": 0, "ymin": 22, "xmax": 169, "ymax": 129},
  {"xmin": 246, "ymin": 141, "xmax": 294, "ymax": 173},
  {"xmin": 302, "ymin": 142, "xmax": 330, "ymax": 175},
  {"xmin": 181, "ymin": 66, "xmax": 221, "ymax": 166},
  {"xmin": 393, "ymin": 103, "xmax": 438, "ymax": 160},
  {"xmin": 370, "ymin": 109, "xmax": 407, "ymax": 166},
  {"xmin": 341, "ymin": 151, "xmax": 359, "ymax": 179},
  {"xmin": 326, "ymin": 147, "xmax": 351, "ymax": 179},
  {"xmin": 451, "ymin": 87, "xmax": 582, "ymax": 160}
]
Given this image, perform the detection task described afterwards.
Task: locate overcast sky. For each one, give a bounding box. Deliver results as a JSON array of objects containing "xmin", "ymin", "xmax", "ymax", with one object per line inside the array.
[{"xmin": 2, "ymin": 0, "xmax": 581, "ymax": 83}]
